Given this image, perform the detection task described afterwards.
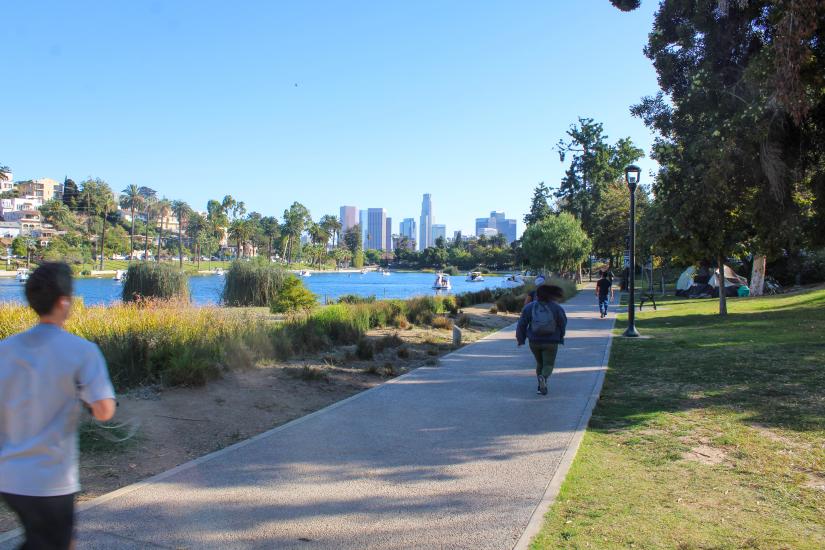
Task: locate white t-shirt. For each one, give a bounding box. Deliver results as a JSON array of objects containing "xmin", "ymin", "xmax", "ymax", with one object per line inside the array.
[{"xmin": 0, "ymin": 323, "xmax": 115, "ymax": 496}]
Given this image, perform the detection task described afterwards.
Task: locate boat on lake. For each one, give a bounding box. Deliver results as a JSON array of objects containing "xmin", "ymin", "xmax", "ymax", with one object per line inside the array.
[
  {"xmin": 432, "ymin": 273, "xmax": 451, "ymax": 290},
  {"xmin": 502, "ymin": 274, "xmax": 524, "ymax": 288},
  {"xmin": 113, "ymin": 270, "xmax": 126, "ymax": 282},
  {"xmin": 16, "ymin": 268, "xmax": 29, "ymax": 283},
  {"xmin": 466, "ymin": 271, "xmax": 484, "ymax": 282},
  {"xmin": 299, "ymin": 270, "xmax": 312, "ymax": 277}
]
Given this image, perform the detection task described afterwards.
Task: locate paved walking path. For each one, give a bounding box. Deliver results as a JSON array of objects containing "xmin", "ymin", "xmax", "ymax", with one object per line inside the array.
[{"xmin": 1, "ymin": 286, "xmax": 617, "ymax": 550}]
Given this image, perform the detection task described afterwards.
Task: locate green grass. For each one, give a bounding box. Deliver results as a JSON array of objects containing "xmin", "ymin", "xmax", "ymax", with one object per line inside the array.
[
  {"xmin": 77, "ymin": 259, "xmax": 234, "ymax": 275},
  {"xmin": 531, "ymin": 289, "xmax": 825, "ymax": 549}
]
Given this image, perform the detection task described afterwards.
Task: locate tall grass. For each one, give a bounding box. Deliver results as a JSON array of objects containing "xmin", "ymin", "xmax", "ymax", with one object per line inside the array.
[
  {"xmin": 122, "ymin": 263, "xmax": 189, "ymax": 302},
  {"xmin": 0, "ymin": 281, "xmax": 562, "ymax": 390},
  {"xmin": 222, "ymin": 259, "xmax": 287, "ymax": 307}
]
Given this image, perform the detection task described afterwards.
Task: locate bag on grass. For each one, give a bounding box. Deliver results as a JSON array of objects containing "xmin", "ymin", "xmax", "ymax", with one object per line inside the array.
[{"xmin": 531, "ymin": 301, "xmax": 557, "ymax": 336}]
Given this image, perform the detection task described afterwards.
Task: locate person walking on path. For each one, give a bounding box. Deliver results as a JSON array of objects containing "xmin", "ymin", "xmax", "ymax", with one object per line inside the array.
[
  {"xmin": 595, "ymin": 270, "xmax": 614, "ymax": 318},
  {"xmin": 516, "ymin": 285, "xmax": 567, "ymax": 396},
  {"xmin": 0, "ymin": 262, "xmax": 116, "ymax": 550}
]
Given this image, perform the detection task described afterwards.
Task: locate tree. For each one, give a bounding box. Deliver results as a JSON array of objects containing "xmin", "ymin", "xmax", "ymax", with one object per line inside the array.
[
  {"xmin": 39, "ymin": 199, "xmax": 75, "ymax": 230},
  {"xmin": 260, "ymin": 216, "xmax": 281, "ymax": 261},
  {"xmin": 120, "ymin": 184, "xmax": 144, "ymax": 260},
  {"xmin": 138, "ymin": 187, "xmax": 157, "ymax": 260},
  {"xmin": 524, "ymin": 182, "xmax": 553, "ymax": 226},
  {"xmin": 343, "ymin": 224, "xmax": 362, "ymax": 255},
  {"xmin": 228, "ymin": 218, "xmax": 254, "ymax": 259},
  {"xmin": 154, "ymin": 198, "xmax": 171, "ymax": 262},
  {"xmin": 281, "ymin": 202, "xmax": 310, "ymax": 264},
  {"xmin": 319, "ymin": 214, "xmax": 342, "ymax": 248},
  {"xmin": 521, "ymin": 213, "xmax": 591, "ymax": 275},
  {"xmin": 187, "ymin": 212, "xmax": 207, "ymax": 270},
  {"xmin": 96, "ymin": 190, "xmax": 116, "ymax": 270},
  {"xmin": 171, "ymin": 200, "xmax": 191, "ymax": 268},
  {"xmin": 62, "ymin": 178, "xmax": 79, "ymax": 209}
]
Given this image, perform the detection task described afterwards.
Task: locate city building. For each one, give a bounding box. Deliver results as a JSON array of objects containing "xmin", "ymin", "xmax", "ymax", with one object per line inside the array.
[
  {"xmin": 359, "ymin": 210, "xmax": 368, "ymax": 246},
  {"xmin": 366, "ymin": 208, "xmax": 386, "ymax": 250},
  {"xmin": 0, "ymin": 221, "xmax": 21, "ymax": 239},
  {"xmin": 16, "ymin": 178, "xmax": 62, "ymax": 202},
  {"xmin": 339, "ymin": 205, "xmax": 358, "ymax": 233},
  {"xmin": 0, "ymin": 169, "xmax": 13, "ymax": 194},
  {"xmin": 3, "ymin": 210, "xmax": 43, "ymax": 236},
  {"xmin": 419, "ymin": 193, "xmax": 433, "ymax": 251},
  {"xmin": 399, "ymin": 218, "xmax": 416, "ymax": 241},
  {"xmin": 385, "ymin": 217, "xmax": 393, "ymax": 252},
  {"xmin": 432, "ymin": 224, "xmax": 446, "ymax": 244},
  {"xmin": 475, "ymin": 211, "xmax": 518, "ymax": 244},
  {"xmin": 1, "ymin": 197, "xmax": 44, "ymax": 219}
]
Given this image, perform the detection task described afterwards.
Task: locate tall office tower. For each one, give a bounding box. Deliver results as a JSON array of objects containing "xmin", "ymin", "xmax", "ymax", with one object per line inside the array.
[
  {"xmin": 502, "ymin": 219, "xmax": 517, "ymax": 244},
  {"xmin": 339, "ymin": 206, "xmax": 358, "ymax": 232},
  {"xmin": 366, "ymin": 208, "xmax": 387, "ymax": 250},
  {"xmin": 419, "ymin": 193, "xmax": 433, "ymax": 250},
  {"xmin": 359, "ymin": 210, "xmax": 369, "ymax": 246},
  {"xmin": 399, "ymin": 218, "xmax": 416, "ymax": 241},
  {"xmin": 453, "ymin": 230, "xmax": 463, "ymax": 242},
  {"xmin": 385, "ymin": 217, "xmax": 393, "ymax": 252},
  {"xmin": 475, "ymin": 211, "xmax": 518, "ymax": 244},
  {"xmin": 432, "ymin": 224, "xmax": 446, "ymax": 244}
]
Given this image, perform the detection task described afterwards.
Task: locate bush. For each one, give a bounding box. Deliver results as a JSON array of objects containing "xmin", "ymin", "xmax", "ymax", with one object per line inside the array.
[
  {"xmin": 270, "ymin": 275, "xmax": 317, "ymax": 313},
  {"xmin": 431, "ymin": 316, "xmax": 454, "ymax": 330},
  {"xmin": 456, "ymin": 313, "xmax": 472, "ymax": 328},
  {"xmin": 444, "ymin": 265, "xmax": 460, "ymax": 276},
  {"xmin": 222, "ymin": 260, "xmax": 287, "ymax": 307},
  {"xmin": 122, "ymin": 263, "xmax": 189, "ymax": 303},
  {"xmin": 337, "ymin": 294, "xmax": 376, "ymax": 304},
  {"xmin": 356, "ymin": 338, "xmax": 375, "ymax": 360},
  {"xmin": 406, "ymin": 296, "xmax": 438, "ymax": 325},
  {"xmin": 801, "ymin": 249, "xmax": 825, "ymax": 284},
  {"xmin": 495, "ymin": 293, "xmax": 524, "ymax": 313}
]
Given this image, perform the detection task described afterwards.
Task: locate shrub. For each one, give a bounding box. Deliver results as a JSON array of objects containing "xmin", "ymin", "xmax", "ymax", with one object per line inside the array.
[
  {"xmin": 444, "ymin": 265, "xmax": 460, "ymax": 276},
  {"xmin": 495, "ymin": 293, "xmax": 524, "ymax": 313},
  {"xmin": 406, "ymin": 296, "xmax": 438, "ymax": 325},
  {"xmin": 222, "ymin": 259, "xmax": 287, "ymax": 307},
  {"xmin": 456, "ymin": 314, "xmax": 472, "ymax": 328},
  {"xmin": 337, "ymin": 294, "xmax": 376, "ymax": 304},
  {"xmin": 431, "ymin": 316, "xmax": 454, "ymax": 330},
  {"xmin": 376, "ymin": 333, "xmax": 404, "ymax": 350},
  {"xmin": 397, "ymin": 346, "xmax": 411, "ymax": 359},
  {"xmin": 270, "ymin": 275, "xmax": 317, "ymax": 313},
  {"xmin": 801, "ymin": 249, "xmax": 825, "ymax": 284},
  {"xmin": 489, "ymin": 305, "xmax": 499, "ymax": 314},
  {"xmin": 122, "ymin": 263, "xmax": 189, "ymax": 303},
  {"xmin": 356, "ymin": 338, "xmax": 375, "ymax": 360}
]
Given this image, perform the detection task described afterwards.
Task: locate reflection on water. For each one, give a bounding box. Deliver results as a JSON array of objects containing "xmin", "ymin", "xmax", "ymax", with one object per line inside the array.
[{"xmin": 0, "ymin": 271, "xmax": 502, "ymax": 307}]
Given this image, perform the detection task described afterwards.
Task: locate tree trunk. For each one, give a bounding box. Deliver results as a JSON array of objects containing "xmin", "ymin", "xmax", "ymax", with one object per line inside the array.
[
  {"xmin": 99, "ymin": 213, "xmax": 107, "ymax": 271},
  {"xmin": 144, "ymin": 211, "xmax": 150, "ymax": 261},
  {"xmin": 156, "ymin": 217, "xmax": 162, "ymax": 262},
  {"xmin": 268, "ymin": 237, "xmax": 273, "ymax": 262},
  {"xmin": 178, "ymin": 221, "xmax": 183, "ymax": 268},
  {"xmin": 718, "ymin": 252, "xmax": 728, "ymax": 316},
  {"xmin": 130, "ymin": 206, "xmax": 135, "ymax": 260},
  {"xmin": 749, "ymin": 254, "xmax": 766, "ymax": 297}
]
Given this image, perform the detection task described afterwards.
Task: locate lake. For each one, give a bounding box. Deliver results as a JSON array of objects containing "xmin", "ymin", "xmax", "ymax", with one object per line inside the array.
[{"xmin": 0, "ymin": 271, "xmax": 505, "ymax": 307}]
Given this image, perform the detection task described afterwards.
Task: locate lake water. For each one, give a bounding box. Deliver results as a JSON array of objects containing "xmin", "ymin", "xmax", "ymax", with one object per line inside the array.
[{"xmin": 0, "ymin": 271, "xmax": 505, "ymax": 307}]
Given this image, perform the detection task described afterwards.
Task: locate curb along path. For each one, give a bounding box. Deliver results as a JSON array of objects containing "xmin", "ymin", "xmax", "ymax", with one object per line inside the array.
[{"xmin": 0, "ymin": 286, "xmax": 616, "ymax": 550}]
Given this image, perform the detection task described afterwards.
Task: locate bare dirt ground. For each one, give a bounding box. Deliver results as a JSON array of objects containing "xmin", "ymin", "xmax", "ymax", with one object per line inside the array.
[{"xmin": 0, "ymin": 305, "xmax": 517, "ymax": 533}]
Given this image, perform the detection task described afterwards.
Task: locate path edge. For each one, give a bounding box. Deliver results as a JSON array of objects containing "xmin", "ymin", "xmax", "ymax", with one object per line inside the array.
[
  {"xmin": 0, "ymin": 321, "xmax": 518, "ymax": 545},
  {"xmin": 512, "ymin": 312, "xmax": 616, "ymax": 550}
]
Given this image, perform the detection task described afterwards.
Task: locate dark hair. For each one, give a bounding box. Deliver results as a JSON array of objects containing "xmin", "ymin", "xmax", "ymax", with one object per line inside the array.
[
  {"xmin": 24, "ymin": 262, "xmax": 73, "ymax": 316},
  {"xmin": 599, "ymin": 270, "xmax": 607, "ymax": 278},
  {"xmin": 536, "ymin": 284, "xmax": 563, "ymax": 302}
]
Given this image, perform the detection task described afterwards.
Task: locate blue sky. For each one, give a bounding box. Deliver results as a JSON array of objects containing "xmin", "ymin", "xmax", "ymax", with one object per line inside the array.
[{"xmin": 1, "ymin": 0, "xmax": 659, "ymax": 237}]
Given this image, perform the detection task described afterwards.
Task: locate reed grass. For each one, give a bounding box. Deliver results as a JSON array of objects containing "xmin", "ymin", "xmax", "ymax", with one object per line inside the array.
[
  {"xmin": 122, "ymin": 263, "xmax": 189, "ymax": 302},
  {"xmin": 221, "ymin": 260, "xmax": 287, "ymax": 307}
]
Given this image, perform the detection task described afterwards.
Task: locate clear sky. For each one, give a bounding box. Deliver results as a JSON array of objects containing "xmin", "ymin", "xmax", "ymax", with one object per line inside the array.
[{"xmin": 1, "ymin": 0, "xmax": 659, "ymax": 238}]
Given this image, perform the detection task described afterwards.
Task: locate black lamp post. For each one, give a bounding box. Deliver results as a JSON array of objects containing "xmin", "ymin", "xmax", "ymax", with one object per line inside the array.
[{"xmin": 623, "ymin": 164, "xmax": 641, "ymax": 337}]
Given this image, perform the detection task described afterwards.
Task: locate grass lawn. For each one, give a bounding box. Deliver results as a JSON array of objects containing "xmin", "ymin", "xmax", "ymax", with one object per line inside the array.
[
  {"xmin": 77, "ymin": 259, "xmax": 234, "ymax": 274},
  {"xmin": 531, "ymin": 288, "xmax": 825, "ymax": 549}
]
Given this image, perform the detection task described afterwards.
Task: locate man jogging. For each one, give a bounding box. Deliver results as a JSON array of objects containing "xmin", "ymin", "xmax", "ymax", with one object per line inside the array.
[
  {"xmin": 516, "ymin": 285, "xmax": 567, "ymax": 396},
  {"xmin": 0, "ymin": 262, "xmax": 116, "ymax": 549},
  {"xmin": 595, "ymin": 270, "xmax": 614, "ymax": 318}
]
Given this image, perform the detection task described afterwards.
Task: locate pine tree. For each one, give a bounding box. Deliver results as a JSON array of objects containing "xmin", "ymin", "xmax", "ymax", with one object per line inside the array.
[{"xmin": 523, "ymin": 182, "xmax": 552, "ymax": 226}]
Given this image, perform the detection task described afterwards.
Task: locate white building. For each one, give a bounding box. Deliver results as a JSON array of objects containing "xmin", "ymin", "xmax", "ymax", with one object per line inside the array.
[
  {"xmin": 419, "ymin": 193, "xmax": 433, "ymax": 251},
  {"xmin": 1, "ymin": 197, "xmax": 44, "ymax": 219},
  {"xmin": 0, "ymin": 221, "xmax": 21, "ymax": 239}
]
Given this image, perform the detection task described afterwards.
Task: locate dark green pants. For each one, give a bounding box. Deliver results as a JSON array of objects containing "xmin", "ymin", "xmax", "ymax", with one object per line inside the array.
[{"xmin": 529, "ymin": 342, "xmax": 559, "ymax": 378}]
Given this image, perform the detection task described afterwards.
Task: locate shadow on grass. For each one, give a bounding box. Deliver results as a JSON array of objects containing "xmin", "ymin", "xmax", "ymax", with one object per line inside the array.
[{"xmin": 591, "ymin": 290, "xmax": 825, "ymax": 435}]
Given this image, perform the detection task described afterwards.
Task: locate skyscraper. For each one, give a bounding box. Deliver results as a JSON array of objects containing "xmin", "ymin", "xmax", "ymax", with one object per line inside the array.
[
  {"xmin": 366, "ymin": 208, "xmax": 387, "ymax": 250},
  {"xmin": 385, "ymin": 217, "xmax": 393, "ymax": 252},
  {"xmin": 432, "ymin": 224, "xmax": 446, "ymax": 244},
  {"xmin": 400, "ymin": 218, "xmax": 416, "ymax": 239},
  {"xmin": 419, "ymin": 193, "xmax": 433, "ymax": 251},
  {"xmin": 339, "ymin": 206, "xmax": 357, "ymax": 233},
  {"xmin": 475, "ymin": 211, "xmax": 518, "ymax": 244}
]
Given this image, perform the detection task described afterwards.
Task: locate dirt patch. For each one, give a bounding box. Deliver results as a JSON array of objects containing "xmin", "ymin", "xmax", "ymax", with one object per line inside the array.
[
  {"xmin": 0, "ymin": 304, "xmax": 517, "ymax": 534},
  {"xmin": 683, "ymin": 444, "xmax": 728, "ymax": 466}
]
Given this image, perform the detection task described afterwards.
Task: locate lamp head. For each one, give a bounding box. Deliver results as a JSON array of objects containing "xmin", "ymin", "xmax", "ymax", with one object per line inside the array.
[{"xmin": 624, "ymin": 164, "xmax": 641, "ymax": 191}]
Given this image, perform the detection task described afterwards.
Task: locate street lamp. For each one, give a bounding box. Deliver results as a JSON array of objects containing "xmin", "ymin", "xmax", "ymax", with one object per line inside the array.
[{"xmin": 623, "ymin": 164, "xmax": 641, "ymax": 337}]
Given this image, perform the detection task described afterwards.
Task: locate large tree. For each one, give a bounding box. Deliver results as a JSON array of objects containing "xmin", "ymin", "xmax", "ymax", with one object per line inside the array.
[
  {"xmin": 281, "ymin": 202, "xmax": 310, "ymax": 264},
  {"xmin": 523, "ymin": 182, "xmax": 553, "ymax": 226},
  {"xmin": 120, "ymin": 184, "xmax": 144, "ymax": 260},
  {"xmin": 171, "ymin": 200, "xmax": 191, "ymax": 268},
  {"xmin": 521, "ymin": 212, "xmax": 591, "ymax": 275}
]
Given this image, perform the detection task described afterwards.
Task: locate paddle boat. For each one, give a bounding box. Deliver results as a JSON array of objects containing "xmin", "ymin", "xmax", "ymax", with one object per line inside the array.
[
  {"xmin": 299, "ymin": 270, "xmax": 312, "ymax": 277},
  {"xmin": 502, "ymin": 274, "xmax": 524, "ymax": 288},
  {"xmin": 432, "ymin": 273, "xmax": 451, "ymax": 290},
  {"xmin": 113, "ymin": 270, "xmax": 127, "ymax": 282},
  {"xmin": 465, "ymin": 271, "xmax": 484, "ymax": 282},
  {"xmin": 16, "ymin": 268, "xmax": 29, "ymax": 283}
]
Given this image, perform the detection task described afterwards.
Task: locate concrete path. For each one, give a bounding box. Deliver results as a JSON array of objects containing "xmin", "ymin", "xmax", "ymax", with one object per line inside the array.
[{"xmin": 1, "ymin": 287, "xmax": 616, "ymax": 550}]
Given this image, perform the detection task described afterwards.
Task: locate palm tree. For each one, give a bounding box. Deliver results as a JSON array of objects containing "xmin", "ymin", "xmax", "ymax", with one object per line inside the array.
[
  {"xmin": 95, "ymin": 187, "xmax": 116, "ymax": 271},
  {"xmin": 187, "ymin": 212, "xmax": 207, "ymax": 270},
  {"xmin": 260, "ymin": 216, "xmax": 280, "ymax": 261},
  {"xmin": 39, "ymin": 200, "xmax": 74, "ymax": 230},
  {"xmin": 171, "ymin": 200, "xmax": 191, "ymax": 268},
  {"xmin": 120, "ymin": 184, "xmax": 144, "ymax": 260},
  {"xmin": 282, "ymin": 202, "xmax": 309, "ymax": 264},
  {"xmin": 154, "ymin": 198, "xmax": 171, "ymax": 262},
  {"xmin": 228, "ymin": 218, "xmax": 254, "ymax": 259},
  {"xmin": 139, "ymin": 187, "xmax": 157, "ymax": 261},
  {"xmin": 319, "ymin": 214, "xmax": 342, "ymax": 248}
]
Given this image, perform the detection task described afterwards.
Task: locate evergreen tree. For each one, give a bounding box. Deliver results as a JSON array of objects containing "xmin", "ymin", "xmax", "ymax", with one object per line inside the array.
[
  {"xmin": 62, "ymin": 178, "xmax": 79, "ymax": 209},
  {"xmin": 523, "ymin": 182, "xmax": 553, "ymax": 226}
]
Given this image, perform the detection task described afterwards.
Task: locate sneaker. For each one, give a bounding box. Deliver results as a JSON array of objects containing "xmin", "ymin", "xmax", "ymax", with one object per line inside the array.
[
  {"xmin": 536, "ymin": 375, "xmax": 543, "ymax": 395},
  {"xmin": 538, "ymin": 375, "xmax": 548, "ymax": 395}
]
